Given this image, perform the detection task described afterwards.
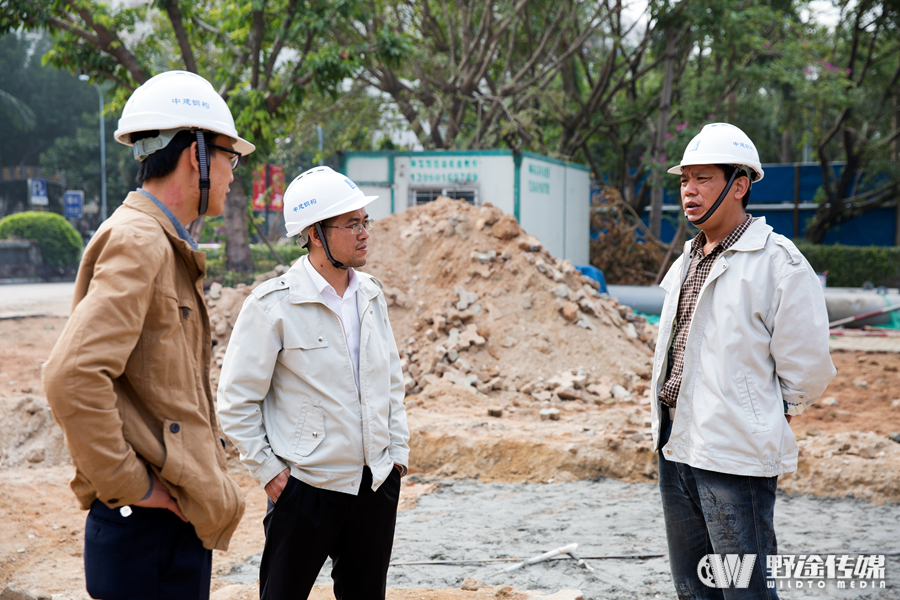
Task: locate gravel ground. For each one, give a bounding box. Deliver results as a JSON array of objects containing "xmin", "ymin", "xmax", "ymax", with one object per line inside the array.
[{"xmin": 222, "ymin": 477, "xmax": 899, "ymax": 599}]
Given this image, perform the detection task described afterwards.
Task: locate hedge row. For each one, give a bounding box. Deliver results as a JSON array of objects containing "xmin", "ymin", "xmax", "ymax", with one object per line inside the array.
[
  {"xmin": 0, "ymin": 211, "xmax": 82, "ymax": 270},
  {"xmin": 796, "ymin": 243, "xmax": 900, "ymax": 288},
  {"xmin": 205, "ymin": 243, "xmax": 307, "ymax": 285}
]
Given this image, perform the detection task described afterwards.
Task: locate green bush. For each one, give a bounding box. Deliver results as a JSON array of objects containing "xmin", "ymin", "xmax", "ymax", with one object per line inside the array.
[
  {"xmin": 0, "ymin": 211, "xmax": 82, "ymax": 270},
  {"xmin": 796, "ymin": 243, "xmax": 900, "ymax": 288},
  {"xmin": 204, "ymin": 243, "xmax": 307, "ymax": 285}
]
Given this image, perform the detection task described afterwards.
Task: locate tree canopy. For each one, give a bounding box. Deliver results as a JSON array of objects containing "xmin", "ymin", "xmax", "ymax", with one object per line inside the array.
[{"xmin": 1, "ymin": 0, "xmax": 897, "ymax": 245}]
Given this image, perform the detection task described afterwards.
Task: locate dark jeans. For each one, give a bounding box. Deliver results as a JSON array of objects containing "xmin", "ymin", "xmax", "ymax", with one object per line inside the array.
[
  {"xmin": 658, "ymin": 411, "xmax": 779, "ymax": 600},
  {"xmin": 260, "ymin": 466, "xmax": 401, "ymax": 600},
  {"xmin": 84, "ymin": 500, "xmax": 212, "ymax": 600}
]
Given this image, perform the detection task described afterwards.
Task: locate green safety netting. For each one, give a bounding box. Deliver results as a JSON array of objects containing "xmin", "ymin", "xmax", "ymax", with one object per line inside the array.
[{"xmin": 874, "ymin": 294, "xmax": 900, "ymax": 330}]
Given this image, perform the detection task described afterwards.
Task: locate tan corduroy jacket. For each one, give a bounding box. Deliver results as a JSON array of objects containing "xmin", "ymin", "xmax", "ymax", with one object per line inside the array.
[{"xmin": 42, "ymin": 191, "xmax": 244, "ymax": 551}]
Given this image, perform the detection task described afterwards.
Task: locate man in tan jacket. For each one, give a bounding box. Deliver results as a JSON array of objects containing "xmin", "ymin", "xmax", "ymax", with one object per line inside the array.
[{"xmin": 42, "ymin": 71, "xmax": 254, "ymax": 600}]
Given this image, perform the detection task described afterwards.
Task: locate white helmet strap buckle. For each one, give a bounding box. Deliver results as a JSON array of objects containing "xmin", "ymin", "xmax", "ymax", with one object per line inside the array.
[{"xmin": 132, "ymin": 129, "xmax": 182, "ymax": 162}]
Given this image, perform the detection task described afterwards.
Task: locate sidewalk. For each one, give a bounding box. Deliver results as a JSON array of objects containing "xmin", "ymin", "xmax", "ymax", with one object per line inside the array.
[{"xmin": 0, "ymin": 281, "xmax": 74, "ymax": 319}]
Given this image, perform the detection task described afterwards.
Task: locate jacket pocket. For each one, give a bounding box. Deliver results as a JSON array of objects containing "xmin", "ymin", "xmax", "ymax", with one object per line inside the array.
[
  {"xmin": 736, "ymin": 372, "xmax": 770, "ymax": 434},
  {"xmin": 159, "ymin": 419, "xmax": 185, "ymax": 486},
  {"xmin": 290, "ymin": 404, "xmax": 326, "ymax": 457}
]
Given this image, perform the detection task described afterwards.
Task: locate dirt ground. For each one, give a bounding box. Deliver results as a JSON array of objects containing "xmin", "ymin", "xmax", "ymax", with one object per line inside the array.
[
  {"xmin": 1, "ymin": 315, "xmax": 899, "ymax": 599},
  {"xmin": 1, "ymin": 198, "xmax": 898, "ymax": 599}
]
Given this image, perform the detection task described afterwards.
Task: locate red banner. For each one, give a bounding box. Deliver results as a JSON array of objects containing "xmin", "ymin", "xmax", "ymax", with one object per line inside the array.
[
  {"xmin": 251, "ymin": 164, "xmax": 286, "ymax": 211},
  {"xmin": 269, "ymin": 165, "xmax": 285, "ymax": 211}
]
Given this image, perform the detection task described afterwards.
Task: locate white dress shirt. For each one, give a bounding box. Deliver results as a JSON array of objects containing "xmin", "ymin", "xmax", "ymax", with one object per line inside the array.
[{"xmin": 303, "ymin": 259, "xmax": 361, "ymax": 391}]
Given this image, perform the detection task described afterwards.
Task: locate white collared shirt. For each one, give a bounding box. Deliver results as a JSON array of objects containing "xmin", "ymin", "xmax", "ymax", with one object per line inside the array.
[{"xmin": 303, "ymin": 258, "xmax": 361, "ymax": 391}]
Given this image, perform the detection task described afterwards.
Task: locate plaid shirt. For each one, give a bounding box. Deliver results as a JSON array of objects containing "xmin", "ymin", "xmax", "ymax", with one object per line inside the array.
[{"xmin": 659, "ymin": 215, "xmax": 755, "ymax": 408}]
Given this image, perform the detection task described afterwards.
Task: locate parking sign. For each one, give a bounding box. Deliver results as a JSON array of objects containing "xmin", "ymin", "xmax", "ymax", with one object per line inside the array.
[
  {"xmin": 28, "ymin": 178, "xmax": 49, "ymax": 206},
  {"xmin": 64, "ymin": 190, "xmax": 84, "ymax": 219}
]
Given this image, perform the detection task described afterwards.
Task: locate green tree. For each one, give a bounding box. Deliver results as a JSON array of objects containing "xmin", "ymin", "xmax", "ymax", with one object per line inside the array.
[
  {"xmin": 0, "ymin": 32, "xmax": 97, "ymax": 216},
  {"xmin": 787, "ymin": 0, "xmax": 900, "ymax": 243},
  {"xmin": 1, "ymin": 0, "xmax": 373, "ymax": 272},
  {"xmin": 39, "ymin": 111, "xmax": 137, "ymax": 226}
]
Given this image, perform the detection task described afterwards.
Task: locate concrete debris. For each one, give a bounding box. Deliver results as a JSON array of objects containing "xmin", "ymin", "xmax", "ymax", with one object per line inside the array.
[
  {"xmin": 539, "ymin": 408, "xmax": 561, "ymax": 421},
  {"xmin": 470, "ymin": 250, "xmax": 497, "ymax": 264},
  {"xmin": 0, "ymin": 586, "xmax": 41, "ymax": 600},
  {"xmin": 201, "ymin": 197, "xmax": 656, "ymax": 419},
  {"xmin": 492, "ymin": 214, "xmax": 521, "ymax": 240},
  {"xmin": 461, "ymin": 578, "xmax": 487, "ymax": 591},
  {"xmin": 456, "ymin": 287, "xmax": 480, "ymax": 310},
  {"xmin": 821, "ymin": 396, "xmax": 839, "ymax": 406},
  {"xmin": 611, "ymin": 385, "xmax": 631, "ymax": 402},
  {"xmin": 560, "ymin": 302, "xmax": 580, "ymax": 322}
]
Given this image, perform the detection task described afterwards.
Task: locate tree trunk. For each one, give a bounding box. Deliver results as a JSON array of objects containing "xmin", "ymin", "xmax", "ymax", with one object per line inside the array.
[
  {"xmin": 649, "ymin": 29, "xmax": 676, "ymax": 238},
  {"xmin": 781, "ymin": 129, "xmax": 791, "ymax": 164},
  {"xmin": 225, "ymin": 172, "xmax": 253, "ymax": 273}
]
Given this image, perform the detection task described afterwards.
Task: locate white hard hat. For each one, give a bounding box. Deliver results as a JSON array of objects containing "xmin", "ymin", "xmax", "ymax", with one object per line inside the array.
[
  {"xmin": 668, "ymin": 123, "xmax": 764, "ymax": 182},
  {"xmin": 283, "ymin": 166, "xmax": 378, "ymax": 241},
  {"xmin": 114, "ymin": 70, "xmax": 255, "ymax": 159}
]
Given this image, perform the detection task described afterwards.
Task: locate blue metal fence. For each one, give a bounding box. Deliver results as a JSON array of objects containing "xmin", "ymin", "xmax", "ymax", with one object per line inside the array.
[{"xmin": 593, "ymin": 163, "xmax": 898, "ymax": 246}]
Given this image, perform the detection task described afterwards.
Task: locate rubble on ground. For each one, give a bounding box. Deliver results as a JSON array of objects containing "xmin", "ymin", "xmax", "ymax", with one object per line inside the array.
[{"xmin": 205, "ymin": 197, "xmax": 657, "ymax": 406}]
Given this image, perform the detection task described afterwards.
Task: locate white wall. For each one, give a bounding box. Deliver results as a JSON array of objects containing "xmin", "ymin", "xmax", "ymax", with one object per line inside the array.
[
  {"xmin": 479, "ymin": 156, "xmax": 514, "ymax": 214},
  {"xmin": 394, "ymin": 156, "xmax": 410, "ymax": 213},
  {"xmin": 359, "ymin": 185, "xmax": 393, "ymax": 220},
  {"xmin": 564, "ymin": 166, "xmax": 590, "ymax": 265},
  {"xmin": 345, "ymin": 156, "xmax": 390, "ymax": 183},
  {"xmin": 344, "ymin": 152, "xmax": 589, "ymax": 264},
  {"xmin": 519, "ymin": 156, "xmax": 566, "ymax": 260}
]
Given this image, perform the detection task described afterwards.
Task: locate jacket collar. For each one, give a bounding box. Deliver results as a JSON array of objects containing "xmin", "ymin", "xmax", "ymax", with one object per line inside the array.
[
  {"xmin": 287, "ymin": 255, "xmax": 382, "ymax": 304},
  {"xmin": 682, "ymin": 216, "xmax": 773, "ymax": 257},
  {"xmin": 122, "ymin": 191, "xmax": 206, "ymax": 277},
  {"xmin": 727, "ymin": 216, "xmax": 772, "ymax": 253}
]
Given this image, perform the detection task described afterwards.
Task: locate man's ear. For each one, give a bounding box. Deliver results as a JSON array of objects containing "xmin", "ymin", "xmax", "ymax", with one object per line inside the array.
[
  {"xmin": 186, "ymin": 141, "xmax": 200, "ymax": 173},
  {"xmin": 733, "ymin": 175, "xmax": 749, "ymax": 201},
  {"xmin": 308, "ymin": 224, "xmax": 324, "ymax": 248}
]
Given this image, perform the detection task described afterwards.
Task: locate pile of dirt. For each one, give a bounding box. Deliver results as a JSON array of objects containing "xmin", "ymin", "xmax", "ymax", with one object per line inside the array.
[
  {"xmin": 783, "ymin": 430, "xmax": 900, "ymax": 502},
  {"xmin": 0, "ymin": 395, "xmax": 69, "ymax": 470},
  {"xmin": 204, "ymin": 197, "xmax": 656, "ymax": 405}
]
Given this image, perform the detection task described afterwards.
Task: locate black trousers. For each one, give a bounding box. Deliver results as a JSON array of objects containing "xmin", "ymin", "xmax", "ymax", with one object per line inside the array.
[
  {"xmin": 260, "ymin": 466, "xmax": 401, "ymax": 600},
  {"xmin": 83, "ymin": 500, "xmax": 212, "ymax": 600}
]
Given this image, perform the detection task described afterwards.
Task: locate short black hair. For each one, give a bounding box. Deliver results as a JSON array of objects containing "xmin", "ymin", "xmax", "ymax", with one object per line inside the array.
[
  {"xmin": 716, "ymin": 164, "xmax": 752, "ymax": 208},
  {"xmin": 303, "ymin": 215, "xmax": 340, "ymax": 249},
  {"xmin": 131, "ymin": 130, "xmax": 218, "ymax": 184}
]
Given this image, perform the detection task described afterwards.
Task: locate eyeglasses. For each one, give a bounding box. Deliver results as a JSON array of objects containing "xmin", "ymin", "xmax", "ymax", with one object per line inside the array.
[
  {"xmin": 207, "ymin": 142, "xmax": 242, "ymax": 170},
  {"xmin": 321, "ymin": 219, "xmax": 375, "ymax": 235}
]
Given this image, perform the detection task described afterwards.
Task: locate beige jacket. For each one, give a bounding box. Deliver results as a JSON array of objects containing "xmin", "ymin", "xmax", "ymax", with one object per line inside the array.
[
  {"xmin": 650, "ymin": 218, "xmax": 836, "ymax": 477},
  {"xmin": 217, "ymin": 256, "xmax": 410, "ymax": 494},
  {"xmin": 42, "ymin": 192, "xmax": 244, "ymax": 551}
]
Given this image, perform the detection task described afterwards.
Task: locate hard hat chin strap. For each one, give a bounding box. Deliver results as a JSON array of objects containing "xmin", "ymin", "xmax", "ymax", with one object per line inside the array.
[
  {"xmin": 693, "ymin": 167, "xmax": 742, "ymax": 225},
  {"xmin": 314, "ymin": 222, "xmax": 348, "ymax": 270},
  {"xmin": 195, "ymin": 130, "xmax": 210, "ymax": 217}
]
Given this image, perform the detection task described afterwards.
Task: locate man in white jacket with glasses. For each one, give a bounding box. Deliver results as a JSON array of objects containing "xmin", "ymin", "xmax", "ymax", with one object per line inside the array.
[
  {"xmin": 651, "ymin": 123, "xmax": 835, "ymax": 599},
  {"xmin": 217, "ymin": 166, "xmax": 409, "ymax": 600}
]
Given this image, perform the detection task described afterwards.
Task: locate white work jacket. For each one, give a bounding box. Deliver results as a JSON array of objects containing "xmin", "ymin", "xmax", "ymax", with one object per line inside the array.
[
  {"xmin": 650, "ymin": 218, "xmax": 836, "ymax": 477},
  {"xmin": 217, "ymin": 256, "xmax": 410, "ymax": 494}
]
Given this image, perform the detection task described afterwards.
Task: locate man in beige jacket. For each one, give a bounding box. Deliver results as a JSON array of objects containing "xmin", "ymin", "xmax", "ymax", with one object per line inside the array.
[
  {"xmin": 42, "ymin": 71, "xmax": 254, "ymax": 600},
  {"xmin": 218, "ymin": 166, "xmax": 409, "ymax": 600}
]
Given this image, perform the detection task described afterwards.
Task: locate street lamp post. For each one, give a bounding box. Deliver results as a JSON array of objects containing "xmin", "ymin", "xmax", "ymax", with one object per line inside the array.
[{"xmin": 79, "ymin": 75, "xmax": 107, "ymax": 222}]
